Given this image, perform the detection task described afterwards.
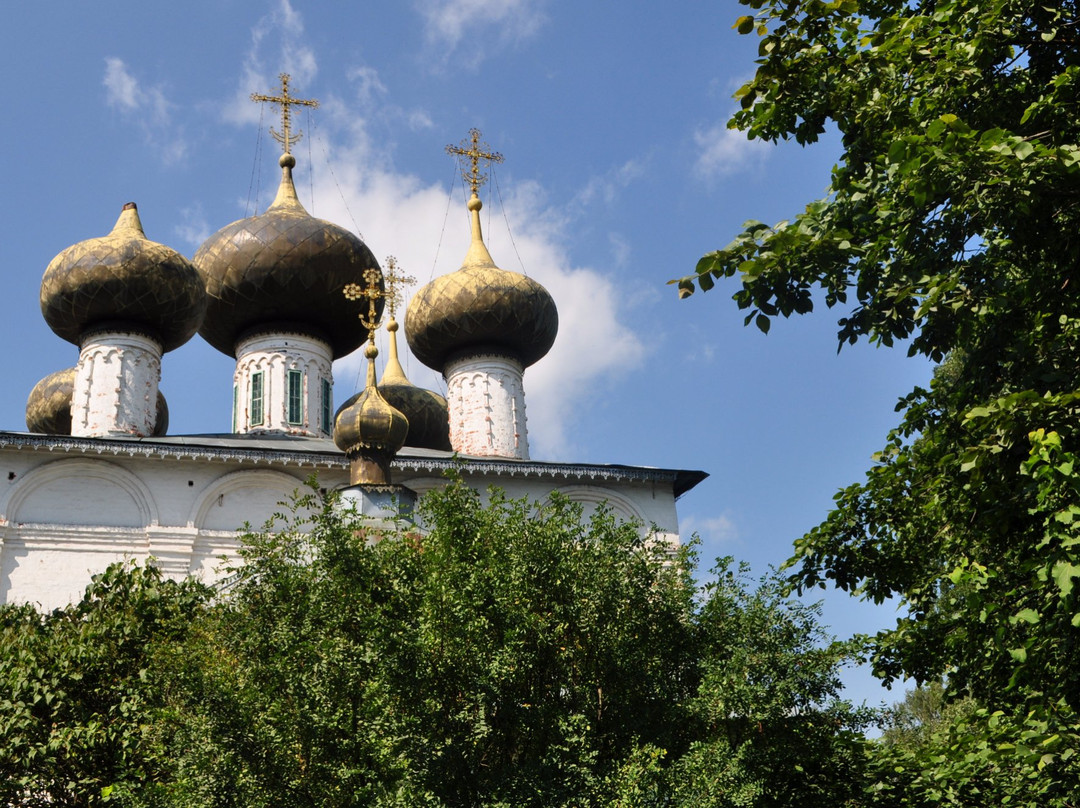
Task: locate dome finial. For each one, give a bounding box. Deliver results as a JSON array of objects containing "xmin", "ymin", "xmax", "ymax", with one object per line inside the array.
[
  {"xmin": 251, "ymin": 73, "xmax": 319, "ymax": 212},
  {"xmin": 447, "ymin": 128, "xmax": 504, "ymax": 267},
  {"xmin": 336, "ymin": 269, "xmax": 409, "ymax": 484},
  {"xmin": 380, "ymin": 256, "xmax": 417, "ymax": 383},
  {"xmin": 251, "ymin": 73, "xmax": 319, "ymax": 158}
]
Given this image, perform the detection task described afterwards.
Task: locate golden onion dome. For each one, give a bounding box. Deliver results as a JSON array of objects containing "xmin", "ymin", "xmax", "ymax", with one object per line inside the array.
[
  {"xmin": 337, "ymin": 315, "xmax": 451, "ymax": 451},
  {"xmin": 26, "ymin": 367, "xmax": 169, "ymax": 436},
  {"xmin": 405, "ymin": 194, "xmax": 558, "ymax": 372},
  {"xmin": 40, "ymin": 204, "xmax": 206, "ymax": 352},
  {"xmin": 193, "ymin": 153, "xmax": 382, "ymax": 358},
  {"xmin": 334, "ymin": 342, "xmax": 410, "ymax": 483}
]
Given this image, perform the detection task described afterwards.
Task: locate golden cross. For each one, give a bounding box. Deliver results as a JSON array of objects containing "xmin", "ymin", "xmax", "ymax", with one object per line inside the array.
[
  {"xmin": 381, "ymin": 256, "xmax": 416, "ymax": 319},
  {"xmin": 251, "ymin": 73, "xmax": 319, "ymax": 154},
  {"xmin": 446, "ymin": 128, "xmax": 504, "ymax": 194},
  {"xmin": 343, "ymin": 267, "xmax": 385, "ymax": 341}
]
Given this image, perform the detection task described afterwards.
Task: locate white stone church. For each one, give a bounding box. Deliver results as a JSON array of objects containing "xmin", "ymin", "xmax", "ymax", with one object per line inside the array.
[{"xmin": 0, "ymin": 84, "xmax": 705, "ymax": 611}]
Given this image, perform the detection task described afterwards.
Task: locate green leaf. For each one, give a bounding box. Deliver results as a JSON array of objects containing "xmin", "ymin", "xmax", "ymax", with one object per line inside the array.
[
  {"xmin": 734, "ymin": 15, "xmax": 755, "ymax": 34},
  {"xmin": 1051, "ymin": 562, "xmax": 1080, "ymax": 598},
  {"xmin": 1012, "ymin": 608, "xmax": 1040, "ymax": 625}
]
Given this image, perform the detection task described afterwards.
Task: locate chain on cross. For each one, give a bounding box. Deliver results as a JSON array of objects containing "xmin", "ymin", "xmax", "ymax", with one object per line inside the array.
[
  {"xmin": 446, "ymin": 128, "xmax": 504, "ymax": 195},
  {"xmin": 251, "ymin": 73, "xmax": 319, "ymax": 154},
  {"xmin": 343, "ymin": 267, "xmax": 385, "ymax": 341},
  {"xmin": 381, "ymin": 256, "xmax": 416, "ymax": 319}
]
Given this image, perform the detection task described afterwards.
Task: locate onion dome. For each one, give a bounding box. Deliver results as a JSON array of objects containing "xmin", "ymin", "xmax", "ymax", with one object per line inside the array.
[
  {"xmin": 26, "ymin": 367, "xmax": 169, "ymax": 436},
  {"xmin": 406, "ymin": 193, "xmax": 558, "ymax": 372},
  {"xmin": 334, "ymin": 342, "xmax": 409, "ymax": 485},
  {"xmin": 193, "ymin": 153, "xmax": 382, "ymax": 358},
  {"xmin": 40, "ymin": 203, "xmax": 206, "ymax": 351},
  {"xmin": 337, "ymin": 314, "xmax": 451, "ymax": 451}
]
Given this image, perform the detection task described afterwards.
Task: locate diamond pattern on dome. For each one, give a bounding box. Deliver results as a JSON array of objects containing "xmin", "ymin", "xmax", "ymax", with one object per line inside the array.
[
  {"xmin": 406, "ymin": 264, "xmax": 558, "ymax": 371},
  {"xmin": 40, "ymin": 224, "xmax": 207, "ymax": 352},
  {"xmin": 194, "ymin": 207, "xmax": 382, "ymax": 358}
]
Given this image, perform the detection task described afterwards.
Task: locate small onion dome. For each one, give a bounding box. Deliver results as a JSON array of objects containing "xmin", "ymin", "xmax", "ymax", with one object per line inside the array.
[
  {"xmin": 26, "ymin": 367, "xmax": 169, "ymax": 436},
  {"xmin": 193, "ymin": 153, "xmax": 382, "ymax": 358},
  {"xmin": 336, "ymin": 316, "xmax": 451, "ymax": 451},
  {"xmin": 334, "ymin": 342, "xmax": 410, "ymax": 484},
  {"xmin": 406, "ymin": 193, "xmax": 558, "ymax": 372},
  {"xmin": 40, "ymin": 203, "xmax": 206, "ymax": 352}
]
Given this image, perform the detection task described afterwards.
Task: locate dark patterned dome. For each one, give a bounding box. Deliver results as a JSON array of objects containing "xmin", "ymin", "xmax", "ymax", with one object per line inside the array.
[
  {"xmin": 40, "ymin": 204, "xmax": 206, "ymax": 352},
  {"xmin": 26, "ymin": 367, "xmax": 169, "ymax": 436},
  {"xmin": 406, "ymin": 195, "xmax": 557, "ymax": 371},
  {"xmin": 193, "ymin": 155, "xmax": 382, "ymax": 358}
]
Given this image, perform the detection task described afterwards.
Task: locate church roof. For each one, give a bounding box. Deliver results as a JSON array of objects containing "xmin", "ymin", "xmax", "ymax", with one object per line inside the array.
[{"xmin": 0, "ymin": 431, "xmax": 707, "ymax": 500}]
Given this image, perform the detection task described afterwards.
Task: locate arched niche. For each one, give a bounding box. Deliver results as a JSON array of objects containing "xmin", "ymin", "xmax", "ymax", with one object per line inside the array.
[{"xmin": 3, "ymin": 458, "xmax": 158, "ymax": 529}]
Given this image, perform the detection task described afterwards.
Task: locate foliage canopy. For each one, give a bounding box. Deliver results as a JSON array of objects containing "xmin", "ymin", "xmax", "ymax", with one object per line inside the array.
[
  {"xmin": 0, "ymin": 479, "xmax": 868, "ymax": 806},
  {"xmin": 679, "ymin": 0, "xmax": 1080, "ymax": 803}
]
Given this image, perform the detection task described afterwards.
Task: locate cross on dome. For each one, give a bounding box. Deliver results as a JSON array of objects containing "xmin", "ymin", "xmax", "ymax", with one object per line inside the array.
[
  {"xmin": 343, "ymin": 267, "xmax": 386, "ymax": 342},
  {"xmin": 251, "ymin": 73, "xmax": 319, "ymax": 154},
  {"xmin": 381, "ymin": 256, "xmax": 416, "ymax": 319},
  {"xmin": 446, "ymin": 128, "xmax": 504, "ymax": 195}
]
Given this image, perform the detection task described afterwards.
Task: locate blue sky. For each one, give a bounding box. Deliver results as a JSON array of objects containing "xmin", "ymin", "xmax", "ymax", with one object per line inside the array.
[{"xmin": 3, "ymin": 1, "xmax": 933, "ymax": 705}]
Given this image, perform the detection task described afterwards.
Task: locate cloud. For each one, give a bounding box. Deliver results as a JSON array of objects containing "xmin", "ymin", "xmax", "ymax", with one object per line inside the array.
[
  {"xmin": 219, "ymin": 0, "xmax": 645, "ymax": 460},
  {"xmin": 174, "ymin": 204, "xmax": 212, "ymax": 250},
  {"xmin": 102, "ymin": 58, "xmax": 184, "ymax": 163},
  {"xmin": 418, "ymin": 0, "xmax": 548, "ymax": 67},
  {"xmin": 316, "ymin": 138, "xmax": 645, "ymax": 460},
  {"xmin": 224, "ymin": 0, "xmax": 318, "ymax": 129},
  {"xmin": 573, "ymin": 158, "xmax": 645, "ymax": 209},
  {"xmin": 680, "ymin": 513, "xmax": 739, "ymax": 545},
  {"xmin": 693, "ymin": 121, "xmax": 770, "ymax": 180}
]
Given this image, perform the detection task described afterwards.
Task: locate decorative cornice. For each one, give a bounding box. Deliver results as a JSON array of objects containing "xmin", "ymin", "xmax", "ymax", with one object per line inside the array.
[{"xmin": 0, "ymin": 432, "xmax": 707, "ymax": 499}]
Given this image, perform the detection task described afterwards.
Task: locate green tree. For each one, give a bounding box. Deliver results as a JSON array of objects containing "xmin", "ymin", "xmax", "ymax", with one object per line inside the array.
[
  {"xmin": 0, "ymin": 563, "xmax": 209, "ymax": 807},
  {"xmin": 679, "ymin": 0, "xmax": 1080, "ymax": 703},
  {"xmin": 0, "ymin": 480, "xmax": 868, "ymax": 806},
  {"xmin": 677, "ymin": 0, "xmax": 1080, "ymax": 802}
]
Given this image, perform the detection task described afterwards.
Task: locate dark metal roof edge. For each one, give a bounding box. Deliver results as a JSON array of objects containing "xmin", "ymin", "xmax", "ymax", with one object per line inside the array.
[{"xmin": 0, "ymin": 432, "xmax": 707, "ymax": 495}]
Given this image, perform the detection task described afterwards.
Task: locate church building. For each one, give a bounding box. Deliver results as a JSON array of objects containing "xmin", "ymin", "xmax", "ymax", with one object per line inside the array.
[{"xmin": 0, "ymin": 76, "xmax": 705, "ymax": 610}]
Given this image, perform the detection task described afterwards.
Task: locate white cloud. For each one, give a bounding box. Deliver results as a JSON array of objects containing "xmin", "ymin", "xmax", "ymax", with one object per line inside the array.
[
  {"xmin": 104, "ymin": 58, "xmax": 139, "ymax": 110},
  {"xmin": 680, "ymin": 513, "xmax": 739, "ymax": 545},
  {"xmin": 418, "ymin": 0, "xmax": 547, "ymax": 67},
  {"xmin": 319, "ymin": 140, "xmax": 645, "ymax": 460},
  {"xmin": 225, "ymin": 0, "xmax": 318, "ymax": 129},
  {"xmin": 693, "ymin": 121, "xmax": 769, "ymax": 180},
  {"xmin": 218, "ymin": 0, "xmax": 644, "ymax": 460},
  {"xmin": 175, "ymin": 204, "xmax": 211, "ymax": 250},
  {"xmin": 102, "ymin": 58, "xmax": 183, "ymax": 163}
]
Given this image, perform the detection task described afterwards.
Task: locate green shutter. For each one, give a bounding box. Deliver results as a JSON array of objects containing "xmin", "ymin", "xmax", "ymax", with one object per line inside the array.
[
  {"xmin": 251, "ymin": 372, "xmax": 264, "ymax": 426},
  {"xmin": 321, "ymin": 378, "xmax": 332, "ymax": 434},
  {"xmin": 288, "ymin": 370, "xmax": 303, "ymax": 425}
]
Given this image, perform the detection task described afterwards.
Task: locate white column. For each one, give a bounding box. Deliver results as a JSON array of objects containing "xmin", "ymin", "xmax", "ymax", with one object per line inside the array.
[
  {"xmin": 444, "ymin": 352, "xmax": 530, "ymax": 459},
  {"xmin": 233, "ymin": 332, "xmax": 334, "ymax": 436},
  {"xmin": 72, "ymin": 331, "xmax": 163, "ymax": 437}
]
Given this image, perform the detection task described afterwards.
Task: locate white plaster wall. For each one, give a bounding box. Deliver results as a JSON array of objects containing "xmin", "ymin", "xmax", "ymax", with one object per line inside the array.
[
  {"xmin": 234, "ymin": 332, "xmax": 333, "ymax": 436},
  {"xmin": 444, "ymin": 353, "xmax": 529, "ymax": 459},
  {"xmin": 73, "ymin": 332, "xmax": 162, "ymax": 437},
  {"xmin": 0, "ymin": 447, "xmax": 685, "ymax": 610}
]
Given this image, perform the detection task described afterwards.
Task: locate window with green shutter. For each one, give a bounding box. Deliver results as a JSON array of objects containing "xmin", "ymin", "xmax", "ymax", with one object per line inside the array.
[
  {"xmin": 288, "ymin": 370, "xmax": 303, "ymax": 425},
  {"xmin": 321, "ymin": 378, "xmax": 332, "ymax": 433},
  {"xmin": 250, "ymin": 372, "xmax": 264, "ymax": 426}
]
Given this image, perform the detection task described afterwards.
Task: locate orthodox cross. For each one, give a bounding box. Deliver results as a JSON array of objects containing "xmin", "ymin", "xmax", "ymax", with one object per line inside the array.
[
  {"xmin": 381, "ymin": 256, "xmax": 416, "ymax": 319},
  {"xmin": 446, "ymin": 128, "xmax": 504, "ymax": 194},
  {"xmin": 251, "ymin": 73, "xmax": 319, "ymax": 154},
  {"xmin": 343, "ymin": 267, "xmax": 385, "ymax": 342}
]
